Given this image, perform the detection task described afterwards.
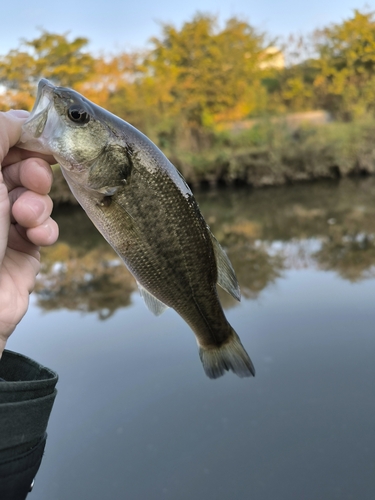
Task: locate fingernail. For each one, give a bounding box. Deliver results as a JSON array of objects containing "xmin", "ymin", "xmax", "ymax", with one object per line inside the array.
[
  {"xmin": 29, "ymin": 198, "xmax": 45, "ymax": 218},
  {"xmin": 41, "ymin": 221, "xmax": 52, "ymax": 237}
]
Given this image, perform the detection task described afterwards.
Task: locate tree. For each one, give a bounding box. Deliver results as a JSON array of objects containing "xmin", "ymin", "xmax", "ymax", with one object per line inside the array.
[
  {"xmin": 313, "ymin": 9, "xmax": 375, "ymax": 119},
  {"xmin": 143, "ymin": 14, "xmax": 270, "ymax": 134},
  {"xmin": 264, "ymin": 35, "xmax": 318, "ymax": 113},
  {"xmin": 0, "ymin": 31, "xmax": 95, "ymax": 110}
]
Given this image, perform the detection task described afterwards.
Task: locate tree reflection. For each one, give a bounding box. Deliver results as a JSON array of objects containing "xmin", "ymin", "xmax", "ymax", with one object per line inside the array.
[
  {"xmin": 315, "ymin": 232, "xmax": 375, "ymax": 281},
  {"xmin": 219, "ymin": 227, "xmax": 284, "ymax": 308},
  {"xmin": 35, "ymin": 179, "xmax": 375, "ymax": 316},
  {"xmin": 199, "ymin": 178, "xmax": 375, "ymax": 283},
  {"xmin": 36, "ymin": 243, "xmax": 136, "ymax": 318}
]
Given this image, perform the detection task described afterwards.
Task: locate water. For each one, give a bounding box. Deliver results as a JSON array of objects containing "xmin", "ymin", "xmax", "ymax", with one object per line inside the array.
[{"xmin": 7, "ymin": 178, "xmax": 375, "ymax": 499}]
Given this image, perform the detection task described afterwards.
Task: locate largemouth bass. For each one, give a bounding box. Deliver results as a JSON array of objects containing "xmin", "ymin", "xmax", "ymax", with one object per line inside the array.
[{"xmin": 19, "ymin": 79, "xmax": 255, "ymax": 379}]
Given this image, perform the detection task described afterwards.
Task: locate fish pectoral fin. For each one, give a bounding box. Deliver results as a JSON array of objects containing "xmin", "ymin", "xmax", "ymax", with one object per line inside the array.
[
  {"xmin": 210, "ymin": 232, "xmax": 241, "ymax": 301},
  {"xmin": 137, "ymin": 282, "xmax": 168, "ymax": 316},
  {"xmin": 87, "ymin": 145, "xmax": 132, "ymax": 192},
  {"xmin": 95, "ymin": 185, "xmax": 122, "ymax": 196}
]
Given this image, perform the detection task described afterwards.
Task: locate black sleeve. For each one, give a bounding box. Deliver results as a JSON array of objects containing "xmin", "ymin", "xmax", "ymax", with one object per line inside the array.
[{"xmin": 0, "ymin": 350, "xmax": 58, "ymax": 500}]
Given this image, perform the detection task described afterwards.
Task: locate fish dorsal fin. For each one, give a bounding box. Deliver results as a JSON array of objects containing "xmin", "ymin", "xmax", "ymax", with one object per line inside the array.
[
  {"xmin": 210, "ymin": 232, "xmax": 241, "ymax": 301},
  {"xmin": 137, "ymin": 282, "xmax": 168, "ymax": 316}
]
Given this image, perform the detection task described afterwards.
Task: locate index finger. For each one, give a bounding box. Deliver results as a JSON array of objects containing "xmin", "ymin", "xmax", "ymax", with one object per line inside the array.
[
  {"xmin": 3, "ymin": 157, "xmax": 53, "ymax": 195},
  {"xmin": 2, "ymin": 146, "xmax": 56, "ymax": 168}
]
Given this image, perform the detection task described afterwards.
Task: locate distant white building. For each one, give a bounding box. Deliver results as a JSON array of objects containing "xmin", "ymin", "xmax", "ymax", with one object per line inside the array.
[{"xmin": 259, "ymin": 46, "xmax": 285, "ymax": 70}]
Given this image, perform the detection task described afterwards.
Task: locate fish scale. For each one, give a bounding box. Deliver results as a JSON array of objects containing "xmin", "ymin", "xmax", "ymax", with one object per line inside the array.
[{"xmin": 18, "ymin": 78, "xmax": 255, "ymax": 379}]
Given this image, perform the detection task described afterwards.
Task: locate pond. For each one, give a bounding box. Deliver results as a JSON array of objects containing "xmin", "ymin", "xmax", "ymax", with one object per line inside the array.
[{"xmin": 7, "ymin": 178, "xmax": 375, "ymax": 500}]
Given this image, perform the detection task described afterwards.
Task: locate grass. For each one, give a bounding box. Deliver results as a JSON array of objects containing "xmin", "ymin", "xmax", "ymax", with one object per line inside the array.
[
  {"xmin": 171, "ymin": 118, "xmax": 375, "ymax": 187},
  {"xmin": 50, "ymin": 117, "xmax": 375, "ymax": 205}
]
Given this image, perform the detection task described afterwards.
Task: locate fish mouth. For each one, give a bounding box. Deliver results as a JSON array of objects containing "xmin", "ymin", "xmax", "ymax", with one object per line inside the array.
[
  {"xmin": 31, "ymin": 79, "xmax": 54, "ymax": 113},
  {"xmin": 25, "ymin": 79, "xmax": 54, "ymax": 135},
  {"xmin": 18, "ymin": 79, "xmax": 56, "ymax": 152}
]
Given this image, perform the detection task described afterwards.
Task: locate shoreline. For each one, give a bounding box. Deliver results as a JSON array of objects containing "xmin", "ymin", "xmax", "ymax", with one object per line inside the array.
[
  {"xmin": 49, "ymin": 118, "xmax": 375, "ymax": 206},
  {"xmin": 50, "ymin": 166, "xmax": 373, "ymax": 207}
]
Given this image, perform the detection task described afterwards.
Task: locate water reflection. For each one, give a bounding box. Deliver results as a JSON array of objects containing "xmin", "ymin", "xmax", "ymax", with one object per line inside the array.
[
  {"xmin": 316, "ymin": 232, "xmax": 375, "ymax": 281},
  {"xmin": 36, "ymin": 178, "xmax": 375, "ymax": 314},
  {"xmin": 35, "ymin": 205, "xmax": 136, "ymax": 317},
  {"xmin": 35, "ymin": 244, "xmax": 136, "ymax": 318}
]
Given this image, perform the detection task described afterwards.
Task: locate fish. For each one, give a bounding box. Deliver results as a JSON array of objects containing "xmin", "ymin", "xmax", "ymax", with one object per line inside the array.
[{"xmin": 18, "ymin": 78, "xmax": 255, "ymax": 379}]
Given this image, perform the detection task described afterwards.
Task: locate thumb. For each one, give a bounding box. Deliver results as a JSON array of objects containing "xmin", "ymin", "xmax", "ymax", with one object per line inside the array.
[
  {"xmin": 0, "ymin": 110, "xmax": 25, "ymax": 265},
  {"xmin": 0, "ymin": 110, "xmax": 29, "ymax": 164},
  {"xmin": 0, "ymin": 174, "xmax": 10, "ymax": 266}
]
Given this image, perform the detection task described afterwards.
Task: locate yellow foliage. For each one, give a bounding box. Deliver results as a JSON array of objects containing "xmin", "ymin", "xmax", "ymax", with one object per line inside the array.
[
  {"xmin": 1, "ymin": 9, "xmax": 375, "ymax": 133},
  {"xmin": 313, "ymin": 9, "xmax": 375, "ymax": 118}
]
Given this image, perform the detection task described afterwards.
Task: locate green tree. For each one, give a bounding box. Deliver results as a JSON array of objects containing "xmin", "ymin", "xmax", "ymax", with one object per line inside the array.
[
  {"xmin": 313, "ymin": 9, "xmax": 375, "ymax": 119},
  {"xmin": 142, "ymin": 14, "xmax": 269, "ymax": 140},
  {"xmin": 266, "ymin": 35, "xmax": 318, "ymax": 113},
  {"xmin": 0, "ymin": 31, "xmax": 95, "ymax": 110}
]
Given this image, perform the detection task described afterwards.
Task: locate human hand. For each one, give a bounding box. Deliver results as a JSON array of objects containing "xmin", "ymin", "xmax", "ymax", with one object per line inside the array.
[{"xmin": 0, "ymin": 110, "xmax": 58, "ymax": 355}]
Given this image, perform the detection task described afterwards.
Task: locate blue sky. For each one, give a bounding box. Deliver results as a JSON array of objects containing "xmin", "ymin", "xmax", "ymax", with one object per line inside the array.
[{"xmin": 1, "ymin": 0, "xmax": 373, "ymax": 55}]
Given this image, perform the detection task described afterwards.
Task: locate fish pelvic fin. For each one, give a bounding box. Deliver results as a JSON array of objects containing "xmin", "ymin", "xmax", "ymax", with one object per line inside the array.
[
  {"xmin": 199, "ymin": 328, "xmax": 255, "ymax": 379},
  {"xmin": 137, "ymin": 282, "xmax": 168, "ymax": 316}
]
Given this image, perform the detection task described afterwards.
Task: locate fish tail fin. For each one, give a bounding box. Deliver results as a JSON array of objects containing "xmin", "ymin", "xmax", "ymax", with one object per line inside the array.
[{"xmin": 199, "ymin": 328, "xmax": 255, "ymax": 379}]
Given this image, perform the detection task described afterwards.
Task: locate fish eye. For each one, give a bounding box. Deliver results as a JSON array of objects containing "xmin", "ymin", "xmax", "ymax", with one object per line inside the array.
[{"xmin": 67, "ymin": 105, "xmax": 90, "ymax": 124}]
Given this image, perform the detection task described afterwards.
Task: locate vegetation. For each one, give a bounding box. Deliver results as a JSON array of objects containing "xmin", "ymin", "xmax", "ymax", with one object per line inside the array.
[
  {"xmin": 2, "ymin": 9, "xmax": 375, "ymax": 190},
  {"xmin": 34, "ymin": 178, "xmax": 375, "ymax": 316},
  {"xmin": 49, "ymin": 117, "xmax": 375, "ymax": 205}
]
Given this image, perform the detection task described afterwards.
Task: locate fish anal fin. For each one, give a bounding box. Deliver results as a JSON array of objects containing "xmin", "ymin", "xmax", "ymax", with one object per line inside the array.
[
  {"xmin": 210, "ymin": 232, "xmax": 241, "ymax": 301},
  {"xmin": 137, "ymin": 282, "xmax": 168, "ymax": 316}
]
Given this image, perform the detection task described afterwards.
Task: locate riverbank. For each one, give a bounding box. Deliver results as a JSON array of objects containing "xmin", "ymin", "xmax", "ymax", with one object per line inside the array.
[
  {"xmin": 49, "ymin": 118, "xmax": 375, "ymax": 205},
  {"xmin": 42, "ymin": 177, "xmax": 375, "ymax": 312}
]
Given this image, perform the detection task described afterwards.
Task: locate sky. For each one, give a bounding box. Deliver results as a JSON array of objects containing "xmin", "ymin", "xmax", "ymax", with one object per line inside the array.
[{"xmin": 1, "ymin": 0, "xmax": 373, "ymax": 55}]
